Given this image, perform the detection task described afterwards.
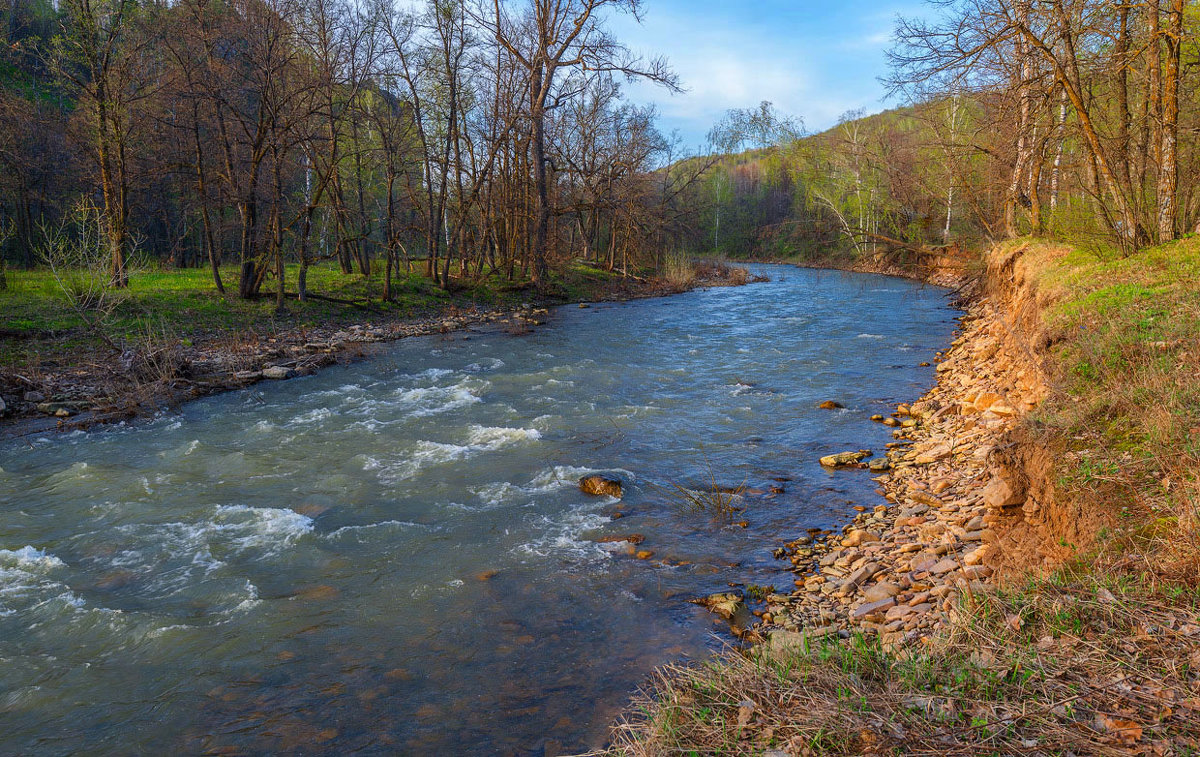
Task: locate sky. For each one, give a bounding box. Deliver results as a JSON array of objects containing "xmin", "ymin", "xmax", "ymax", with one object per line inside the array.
[{"xmin": 607, "ymin": 0, "xmax": 929, "ymax": 150}]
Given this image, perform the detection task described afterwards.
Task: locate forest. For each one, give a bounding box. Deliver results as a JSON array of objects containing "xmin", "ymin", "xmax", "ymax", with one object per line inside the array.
[
  {"xmin": 2, "ymin": 0, "xmax": 1197, "ymax": 300},
  {"xmin": 679, "ymin": 1, "xmax": 1199, "ymax": 263},
  {"xmin": 0, "ymin": 0, "xmax": 708, "ymax": 306}
]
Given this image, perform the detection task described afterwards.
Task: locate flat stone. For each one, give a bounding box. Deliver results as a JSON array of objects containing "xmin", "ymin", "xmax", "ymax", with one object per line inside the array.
[
  {"xmin": 962, "ymin": 565, "xmax": 993, "ymax": 579},
  {"xmin": 915, "ymin": 445, "xmax": 952, "ymax": 465},
  {"xmin": 846, "ymin": 562, "xmax": 879, "ymax": 587},
  {"xmin": 885, "ymin": 604, "xmax": 915, "ymax": 621},
  {"xmin": 820, "ymin": 450, "xmax": 872, "ymax": 467},
  {"xmin": 862, "ymin": 582, "xmax": 902, "ymax": 603},
  {"xmin": 910, "ymin": 555, "xmax": 939, "ymax": 572},
  {"xmin": 851, "ymin": 597, "xmax": 896, "ymax": 620},
  {"xmin": 842, "ymin": 529, "xmax": 880, "ymax": 547},
  {"xmin": 931, "ymin": 557, "xmax": 959, "ymax": 575},
  {"xmin": 962, "ymin": 546, "xmax": 987, "ymax": 566}
]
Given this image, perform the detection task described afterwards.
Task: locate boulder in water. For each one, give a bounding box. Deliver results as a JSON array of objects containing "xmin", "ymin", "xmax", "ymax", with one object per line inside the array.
[
  {"xmin": 817, "ymin": 400, "xmax": 845, "ymax": 410},
  {"xmin": 819, "ymin": 450, "xmax": 872, "ymax": 468},
  {"xmin": 579, "ymin": 474, "xmax": 622, "ymax": 497}
]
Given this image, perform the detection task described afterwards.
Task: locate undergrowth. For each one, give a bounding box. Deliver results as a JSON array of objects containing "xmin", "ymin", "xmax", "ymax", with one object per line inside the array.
[
  {"xmin": 1020, "ymin": 239, "xmax": 1200, "ymax": 585},
  {"xmin": 600, "ymin": 580, "xmax": 1200, "ymax": 756}
]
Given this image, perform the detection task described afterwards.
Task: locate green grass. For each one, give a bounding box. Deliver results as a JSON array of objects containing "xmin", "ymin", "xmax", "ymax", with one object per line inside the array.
[
  {"xmin": 1012, "ymin": 240, "xmax": 1200, "ymax": 578},
  {"xmin": 0, "ymin": 258, "xmax": 665, "ymax": 370},
  {"xmin": 0, "ymin": 262, "xmax": 462, "ymax": 373},
  {"xmin": 1, "ymin": 262, "xmax": 452, "ymax": 360}
]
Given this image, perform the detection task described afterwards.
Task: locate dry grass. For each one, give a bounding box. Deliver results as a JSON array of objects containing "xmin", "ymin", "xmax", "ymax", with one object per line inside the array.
[
  {"xmin": 693, "ymin": 260, "xmax": 767, "ymax": 287},
  {"xmin": 662, "ymin": 251, "xmax": 699, "ymax": 291},
  {"xmin": 597, "ymin": 580, "xmax": 1200, "ymax": 756},
  {"xmin": 649, "ymin": 451, "xmax": 748, "ymax": 525}
]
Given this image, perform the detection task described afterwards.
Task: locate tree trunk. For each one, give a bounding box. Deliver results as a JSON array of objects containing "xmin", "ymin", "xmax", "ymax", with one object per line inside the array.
[
  {"xmin": 1157, "ymin": 0, "xmax": 1183, "ymax": 242},
  {"xmin": 531, "ymin": 63, "xmax": 550, "ymax": 287}
]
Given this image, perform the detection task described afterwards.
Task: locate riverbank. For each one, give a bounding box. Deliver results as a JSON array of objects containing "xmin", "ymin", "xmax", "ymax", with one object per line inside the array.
[
  {"xmin": 0, "ymin": 260, "xmax": 752, "ymax": 438},
  {"xmin": 601, "ymin": 241, "xmax": 1200, "ymax": 755}
]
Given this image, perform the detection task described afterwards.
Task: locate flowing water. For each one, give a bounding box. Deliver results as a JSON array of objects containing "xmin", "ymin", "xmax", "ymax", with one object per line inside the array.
[{"xmin": 0, "ymin": 266, "xmax": 958, "ymax": 755}]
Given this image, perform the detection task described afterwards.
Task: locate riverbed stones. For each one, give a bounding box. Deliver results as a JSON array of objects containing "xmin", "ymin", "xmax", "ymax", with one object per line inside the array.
[
  {"xmin": 579, "ymin": 474, "xmax": 622, "ymax": 497},
  {"xmin": 695, "ymin": 593, "xmax": 752, "ymax": 628},
  {"xmin": 868, "ymin": 458, "xmax": 892, "ymax": 472},
  {"xmin": 756, "ymin": 289, "xmax": 1048, "ymax": 652},
  {"xmin": 819, "ymin": 450, "xmax": 871, "ymax": 467}
]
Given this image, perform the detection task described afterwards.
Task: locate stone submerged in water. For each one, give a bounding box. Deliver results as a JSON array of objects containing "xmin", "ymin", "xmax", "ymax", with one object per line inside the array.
[
  {"xmin": 817, "ymin": 400, "xmax": 845, "ymax": 410},
  {"xmin": 579, "ymin": 474, "xmax": 622, "ymax": 497},
  {"xmin": 819, "ymin": 450, "xmax": 871, "ymax": 468},
  {"xmin": 694, "ymin": 592, "xmax": 754, "ymax": 631}
]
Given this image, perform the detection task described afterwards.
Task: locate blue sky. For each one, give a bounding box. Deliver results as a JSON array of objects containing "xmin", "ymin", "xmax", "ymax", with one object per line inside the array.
[{"xmin": 608, "ymin": 0, "xmax": 929, "ymax": 150}]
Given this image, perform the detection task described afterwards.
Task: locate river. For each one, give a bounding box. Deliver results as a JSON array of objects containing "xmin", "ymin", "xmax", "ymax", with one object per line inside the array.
[{"xmin": 0, "ymin": 266, "xmax": 958, "ymax": 754}]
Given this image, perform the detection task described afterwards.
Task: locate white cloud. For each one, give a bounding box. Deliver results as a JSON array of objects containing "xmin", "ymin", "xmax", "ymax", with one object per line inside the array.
[{"xmin": 605, "ymin": 1, "xmax": 914, "ymax": 145}]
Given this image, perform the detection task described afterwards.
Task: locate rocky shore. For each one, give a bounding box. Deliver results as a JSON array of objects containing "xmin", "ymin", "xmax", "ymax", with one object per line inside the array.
[
  {"xmin": 0, "ymin": 265, "xmax": 756, "ymax": 439},
  {"xmin": 757, "ymin": 265, "xmax": 1048, "ymax": 652},
  {"xmin": 0, "ymin": 305, "xmax": 548, "ymax": 439}
]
